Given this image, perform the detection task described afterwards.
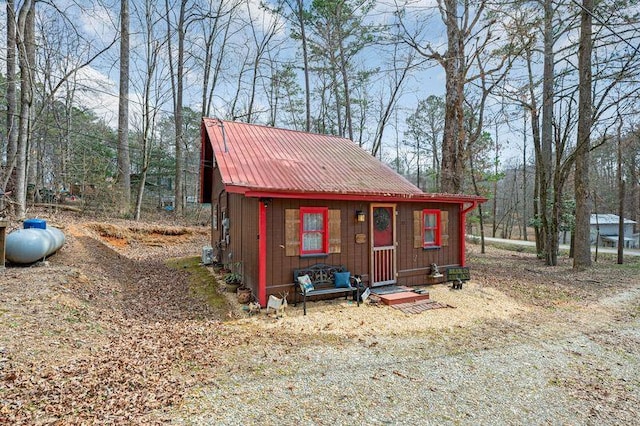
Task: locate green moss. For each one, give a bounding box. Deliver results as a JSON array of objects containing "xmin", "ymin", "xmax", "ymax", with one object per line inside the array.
[{"xmin": 166, "ymin": 256, "xmax": 228, "ymax": 311}]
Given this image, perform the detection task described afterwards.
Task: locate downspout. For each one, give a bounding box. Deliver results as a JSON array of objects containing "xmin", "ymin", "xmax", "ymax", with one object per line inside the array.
[
  {"xmin": 459, "ymin": 201, "xmax": 478, "ymax": 267},
  {"xmin": 258, "ymin": 200, "xmax": 267, "ymax": 307}
]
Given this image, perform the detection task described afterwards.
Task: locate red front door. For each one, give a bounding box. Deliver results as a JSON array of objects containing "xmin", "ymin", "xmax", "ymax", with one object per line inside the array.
[{"xmin": 371, "ymin": 205, "xmax": 396, "ymax": 286}]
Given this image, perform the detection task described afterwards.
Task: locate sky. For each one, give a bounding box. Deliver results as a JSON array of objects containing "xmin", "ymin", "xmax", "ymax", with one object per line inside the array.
[{"xmin": 2, "ymin": 0, "xmax": 594, "ymax": 170}]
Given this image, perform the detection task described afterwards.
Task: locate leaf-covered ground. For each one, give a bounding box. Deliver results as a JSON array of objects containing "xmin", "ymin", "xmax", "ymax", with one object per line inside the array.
[
  {"xmin": 0, "ymin": 214, "xmax": 239, "ymax": 423},
  {"xmin": 1, "ymin": 212, "xmax": 639, "ymax": 424}
]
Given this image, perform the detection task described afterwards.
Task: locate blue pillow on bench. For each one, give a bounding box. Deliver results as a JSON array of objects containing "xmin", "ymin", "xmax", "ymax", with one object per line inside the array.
[{"xmin": 334, "ymin": 271, "xmax": 351, "ymax": 288}]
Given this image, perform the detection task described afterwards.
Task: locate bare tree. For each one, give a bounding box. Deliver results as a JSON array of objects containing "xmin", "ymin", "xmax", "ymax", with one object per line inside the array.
[
  {"xmin": 244, "ymin": 1, "xmax": 284, "ymax": 123},
  {"xmin": 165, "ymin": 0, "xmax": 188, "ymax": 215},
  {"xmin": 306, "ymin": 0, "xmax": 378, "ymax": 140},
  {"xmin": 117, "ymin": 0, "xmax": 131, "ymax": 215},
  {"xmin": 3, "ymin": 0, "xmax": 119, "ymax": 217},
  {"xmin": 282, "ymin": 0, "xmax": 313, "ymax": 131},
  {"xmin": 14, "ymin": 0, "xmax": 35, "ymax": 219},
  {"xmin": 3, "ymin": 0, "xmax": 18, "ymax": 210},
  {"xmin": 371, "ymin": 46, "xmax": 418, "ymax": 157},
  {"xmin": 404, "ymin": 95, "xmax": 444, "ymax": 192},
  {"xmin": 194, "ymin": 0, "xmax": 242, "ymax": 118},
  {"xmin": 573, "ymin": 0, "xmax": 593, "ymax": 269},
  {"xmin": 398, "ymin": 0, "xmax": 510, "ymax": 193},
  {"xmin": 131, "ymin": 0, "xmax": 167, "ymax": 220}
]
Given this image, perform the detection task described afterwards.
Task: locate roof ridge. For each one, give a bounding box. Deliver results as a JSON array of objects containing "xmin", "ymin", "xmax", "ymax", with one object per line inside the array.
[{"xmin": 203, "ymin": 117, "xmax": 353, "ymax": 142}]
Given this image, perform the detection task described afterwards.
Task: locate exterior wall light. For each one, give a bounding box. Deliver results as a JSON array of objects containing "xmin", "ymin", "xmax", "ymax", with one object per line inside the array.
[{"xmin": 356, "ymin": 210, "xmax": 366, "ymax": 222}]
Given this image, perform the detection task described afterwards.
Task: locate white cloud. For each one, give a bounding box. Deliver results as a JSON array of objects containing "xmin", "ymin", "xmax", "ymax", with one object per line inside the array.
[
  {"xmin": 77, "ymin": 2, "xmax": 118, "ymax": 46},
  {"xmin": 73, "ymin": 66, "xmax": 143, "ymax": 130},
  {"xmin": 73, "ymin": 66, "xmax": 120, "ymax": 126},
  {"xmin": 243, "ymin": 0, "xmax": 287, "ymax": 40}
]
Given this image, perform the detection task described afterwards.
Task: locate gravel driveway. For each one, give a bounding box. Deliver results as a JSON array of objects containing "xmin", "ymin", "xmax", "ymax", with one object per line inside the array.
[{"xmin": 175, "ymin": 288, "xmax": 640, "ymax": 425}]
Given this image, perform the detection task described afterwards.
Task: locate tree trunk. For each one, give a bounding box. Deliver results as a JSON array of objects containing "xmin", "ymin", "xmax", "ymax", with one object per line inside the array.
[
  {"xmin": 524, "ymin": 40, "xmax": 543, "ymax": 256},
  {"xmin": 338, "ymin": 44, "xmax": 353, "ymax": 141},
  {"xmin": 134, "ymin": 0, "xmax": 160, "ymax": 221},
  {"xmin": 199, "ymin": 0, "xmax": 233, "ymax": 118},
  {"xmin": 166, "ymin": 0, "xmax": 187, "ymax": 215},
  {"xmin": 297, "ymin": 0, "xmax": 311, "ymax": 132},
  {"xmin": 618, "ymin": 181, "xmax": 625, "ymax": 263},
  {"xmin": 492, "ymin": 122, "xmax": 499, "ymax": 238},
  {"xmin": 573, "ymin": 0, "xmax": 593, "ymax": 270},
  {"xmin": 332, "ymin": 66, "xmax": 343, "ymax": 136},
  {"xmin": 470, "ymin": 151, "xmax": 485, "ymax": 254},
  {"xmin": 4, "ymin": 0, "xmax": 18, "ymax": 206},
  {"xmin": 440, "ymin": 0, "xmax": 464, "ymax": 194},
  {"xmin": 26, "ymin": 4, "xmax": 36, "ymax": 206},
  {"xmin": 617, "ymin": 118, "xmax": 624, "ymax": 264},
  {"xmin": 540, "ymin": 0, "xmax": 555, "ymax": 265},
  {"xmin": 62, "ymin": 78, "xmax": 76, "ymax": 198},
  {"xmin": 416, "ymin": 141, "xmax": 421, "ymax": 189},
  {"xmin": 117, "ymin": 0, "xmax": 131, "ymax": 216},
  {"xmin": 533, "ymin": 153, "xmax": 542, "ymax": 255},
  {"xmin": 371, "ymin": 50, "xmax": 412, "ymax": 158},
  {"xmin": 549, "ymin": 175, "xmax": 562, "ymax": 266},
  {"xmin": 522, "ymin": 105, "xmax": 528, "ymax": 241},
  {"xmin": 14, "ymin": 0, "xmax": 35, "ymax": 219}
]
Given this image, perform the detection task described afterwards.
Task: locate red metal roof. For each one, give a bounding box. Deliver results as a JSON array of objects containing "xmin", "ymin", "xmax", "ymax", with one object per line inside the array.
[{"xmin": 202, "ymin": 119, "xmax": 484, "ymax": 204}]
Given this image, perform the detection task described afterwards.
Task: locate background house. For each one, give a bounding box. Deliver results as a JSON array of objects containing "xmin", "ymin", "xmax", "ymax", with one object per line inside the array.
[
  {"xmin": 200, "ymin": 119, "xmax": 485, "ymax": 306},
  {"xmin": 590, "ymin": 214, "xmax": 638, "ymax": 248}
]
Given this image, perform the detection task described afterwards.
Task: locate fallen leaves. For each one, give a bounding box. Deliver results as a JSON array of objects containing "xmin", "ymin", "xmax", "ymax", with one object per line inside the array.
[
  {"xmin": 1, "ymin": 320, "xmax": 249, "ymax": 424},
  {"xmin": 0, "ymin": 218, "xmax": 235, "ymax": 424}
]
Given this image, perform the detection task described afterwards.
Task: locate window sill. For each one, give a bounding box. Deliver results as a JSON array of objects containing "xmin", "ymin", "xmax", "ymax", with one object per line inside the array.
[
  {"xmin": 422, "ymin": 246, "xmax": 442, "ymax": 251},
  {"xmin": 300, "ymin": 253, "xmax": 329, "ymax": 259}
]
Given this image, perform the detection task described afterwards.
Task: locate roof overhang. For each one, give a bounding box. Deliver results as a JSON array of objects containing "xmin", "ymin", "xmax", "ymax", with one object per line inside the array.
[{"xmin": 223, "ymin": 184, "xmax": 487, "ymax": 205}]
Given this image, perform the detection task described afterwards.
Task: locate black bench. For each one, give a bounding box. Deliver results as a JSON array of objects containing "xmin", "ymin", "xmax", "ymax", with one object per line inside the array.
[{"xmin": 293, "ymin": 264, "xmax": 360, "ymax": 315}]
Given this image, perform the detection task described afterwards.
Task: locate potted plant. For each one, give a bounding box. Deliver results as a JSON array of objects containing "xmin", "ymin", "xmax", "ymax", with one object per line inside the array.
[
  {"xmin": 223, "ymin": 262, "xmax": 243, "ymax": 292},
  {"xmin": 236, "ymin": 285, "xmax": 252, "ymax": 304}
]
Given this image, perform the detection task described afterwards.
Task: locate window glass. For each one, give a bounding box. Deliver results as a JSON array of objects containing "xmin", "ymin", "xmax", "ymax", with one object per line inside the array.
[
  {"xmin": 424, "ymin": 214, "xmax": 436, "ymax": 228},
  {"xmin": 304, "ymin": 213, "xmax": 323, "ymax": 231},
  {"xmin": 301, "ymin": 208, "xmax": 327, "ymax": 254},
  {"xmin": 422, "ymin": 209, "xmax": 440, "ymax": 247},
  {"xmin": 424, "ymin": 228, "xmax": 435, "ymax": 245}
]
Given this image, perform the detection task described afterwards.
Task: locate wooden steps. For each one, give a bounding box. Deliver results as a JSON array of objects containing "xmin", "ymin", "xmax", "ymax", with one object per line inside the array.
[{"xmin": 377, "ymin": 291, "xmax": 430, "ymax": 306}]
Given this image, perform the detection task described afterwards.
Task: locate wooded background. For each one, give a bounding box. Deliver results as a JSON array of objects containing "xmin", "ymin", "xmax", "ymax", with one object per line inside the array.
[{"xmin": 2, "ymin": 0, "xmax": 639, "ymax": 268}]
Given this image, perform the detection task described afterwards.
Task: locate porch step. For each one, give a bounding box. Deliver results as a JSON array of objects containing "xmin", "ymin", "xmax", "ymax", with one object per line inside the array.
[{"xmin": 378, "ymin": 291, "xmax": 430, "ymax": 306}]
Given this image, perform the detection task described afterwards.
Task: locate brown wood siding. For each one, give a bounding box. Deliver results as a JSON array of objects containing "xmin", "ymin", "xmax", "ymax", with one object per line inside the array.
[
  {"xmin": 210, "ymin": 191, "xmax": 464, "ymax": 298},
  {"xmin": 226, "ymin": 194, "xmax": 243, "ymax": 266},
  {"xmin": 265, "ymin": 199, "xmax": 370, "ymax": 297},
  {"xmin": 209, "ymin": 167, "xmax": 226, "ymax": 249},
  {"xmin": 396, "ymin": 203, "xmax": 461, "ymax": 286},
  {"xmin": 239, "ymin": 197, "xmax": 259, "ymax": 295},
  {"xmin": 214, "ymin": 193, "xmax": 260, "ymax": 296},
  {"xmin": 200, "ymin": 130, "xmax": 214, "ymax": 204}
]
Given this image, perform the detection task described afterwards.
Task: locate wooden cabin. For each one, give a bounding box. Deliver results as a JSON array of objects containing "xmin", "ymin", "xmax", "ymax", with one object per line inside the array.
[{"xmin": 200, "ymin": 119, "xmax": 485, "ymax": 307}]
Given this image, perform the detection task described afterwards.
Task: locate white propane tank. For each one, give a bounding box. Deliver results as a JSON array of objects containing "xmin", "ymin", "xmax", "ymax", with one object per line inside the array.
[{"xmin": 6, "ymin": 226, "xmax": 66, "ymax": 264}]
